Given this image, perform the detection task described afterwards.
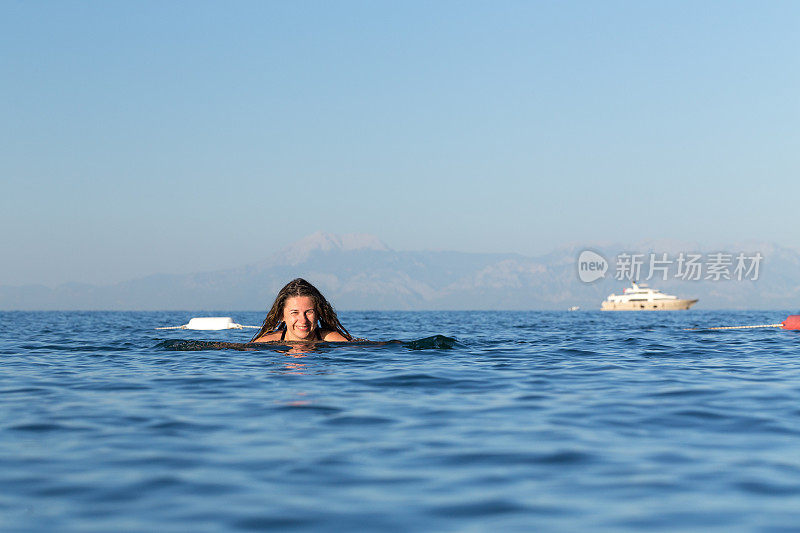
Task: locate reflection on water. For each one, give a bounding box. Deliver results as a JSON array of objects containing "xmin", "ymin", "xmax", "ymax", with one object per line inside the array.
[
  {"xmin": 276, "ymin": 342, "xmax": 322, "ymax": 357},
  {"xmin": 274, "ymin": 342, "xmax": 319, "ymax": 374}
]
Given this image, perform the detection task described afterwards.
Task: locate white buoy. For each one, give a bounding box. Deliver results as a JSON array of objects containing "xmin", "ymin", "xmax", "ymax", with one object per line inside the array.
[{"xmin": 156, "ymin": 317, "xmax": 260, "ymax": 331}]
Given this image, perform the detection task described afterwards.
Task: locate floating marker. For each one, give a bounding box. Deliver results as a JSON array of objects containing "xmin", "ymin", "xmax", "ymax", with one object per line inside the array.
[
  {"xmin": 156, "ymin": 317, "xmax": 260, "ymax": 331},
  {"xmin": 781, "ymin": 315, "xmax": 800, "ymax": 330}
]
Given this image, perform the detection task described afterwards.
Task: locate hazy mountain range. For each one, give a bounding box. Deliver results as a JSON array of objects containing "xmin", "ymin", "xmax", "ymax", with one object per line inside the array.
[{"xmin": 3, "ymin": 232, "xmax": 799, "ymax": 311}]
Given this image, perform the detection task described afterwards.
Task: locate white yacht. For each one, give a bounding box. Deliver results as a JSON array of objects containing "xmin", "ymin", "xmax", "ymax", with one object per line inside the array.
[{"xmin": 601, "ymin": 282, "xmax": 698, "ymax": 311}]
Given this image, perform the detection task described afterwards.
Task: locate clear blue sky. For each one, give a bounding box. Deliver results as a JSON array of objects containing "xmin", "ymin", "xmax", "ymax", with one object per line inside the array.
[{"xmin": 2, "ymin": 1, "xmax": 798, "ymax": 286}]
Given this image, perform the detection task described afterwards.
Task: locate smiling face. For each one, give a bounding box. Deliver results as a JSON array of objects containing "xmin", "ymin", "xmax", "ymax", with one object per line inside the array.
[{"xmin": 281, "ymin": 296, "xmax": 318, "ymax": 341}]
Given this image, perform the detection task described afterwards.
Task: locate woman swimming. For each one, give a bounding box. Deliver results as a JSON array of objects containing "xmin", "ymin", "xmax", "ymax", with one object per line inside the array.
[{"xmin": 250, "ymin": 278, "xmax": 352, "ymax": 343}]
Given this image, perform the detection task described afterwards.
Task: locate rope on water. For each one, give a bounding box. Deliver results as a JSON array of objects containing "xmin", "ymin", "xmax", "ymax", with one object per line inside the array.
[{"xmin": 685, "ymin": 323, "xmax": 783, "ymax": 331}]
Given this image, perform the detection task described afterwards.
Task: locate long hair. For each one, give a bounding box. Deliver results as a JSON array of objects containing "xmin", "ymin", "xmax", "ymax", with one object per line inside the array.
[{"xmin": 250, "ymin": 278, "xmax": 352, "ymax": 341}]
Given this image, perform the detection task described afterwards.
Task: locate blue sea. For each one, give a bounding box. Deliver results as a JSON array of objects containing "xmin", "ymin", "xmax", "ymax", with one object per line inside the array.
[{"xmin": 2, "ymin": 310, "xmax": 800, "ymax": 532}]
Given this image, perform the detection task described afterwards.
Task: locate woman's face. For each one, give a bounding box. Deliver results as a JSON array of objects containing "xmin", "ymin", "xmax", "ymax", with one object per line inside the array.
[{"xmin": 282, "ymin": 296, "xmax": 318, "ymax": 341}]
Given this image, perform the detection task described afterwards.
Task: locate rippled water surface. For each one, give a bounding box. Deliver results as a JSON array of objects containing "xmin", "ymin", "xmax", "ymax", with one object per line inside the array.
[{"xmin": 3, "ymin": 310, "xmax": 800, "ymax": 531}]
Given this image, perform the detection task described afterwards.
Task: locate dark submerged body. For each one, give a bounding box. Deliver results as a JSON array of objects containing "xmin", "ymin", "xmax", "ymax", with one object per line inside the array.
[{"xmin": 160, "ymin": 335, "xmax": 456, "ymax": 351}]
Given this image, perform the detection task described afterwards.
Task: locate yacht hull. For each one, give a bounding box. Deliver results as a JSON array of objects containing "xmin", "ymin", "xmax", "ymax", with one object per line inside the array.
[{"xmin": 601, "ymin": 299, "xmax": 698, "ymax": 311}]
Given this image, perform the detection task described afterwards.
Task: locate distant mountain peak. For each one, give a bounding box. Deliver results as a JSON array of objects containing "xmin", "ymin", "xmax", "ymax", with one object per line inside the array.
[{"xmin": 281, "ymin": 232, "xmax": 391, "ymax": 264}]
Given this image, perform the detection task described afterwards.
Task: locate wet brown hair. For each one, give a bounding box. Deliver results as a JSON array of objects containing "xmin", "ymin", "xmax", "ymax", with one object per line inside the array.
[{"xmin": 250, "ymin": 278, "xmax": 352, "ymax": 341}]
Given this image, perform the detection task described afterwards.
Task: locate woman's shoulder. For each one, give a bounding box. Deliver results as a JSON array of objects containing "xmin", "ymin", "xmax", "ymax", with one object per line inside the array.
[
  {"xmin": 320, "ymin": 329, "xmax": 349, "ymax": 342},
  {"xmin": 252, "ymin": 331, "xmax": 282, "ymax": 343}
]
